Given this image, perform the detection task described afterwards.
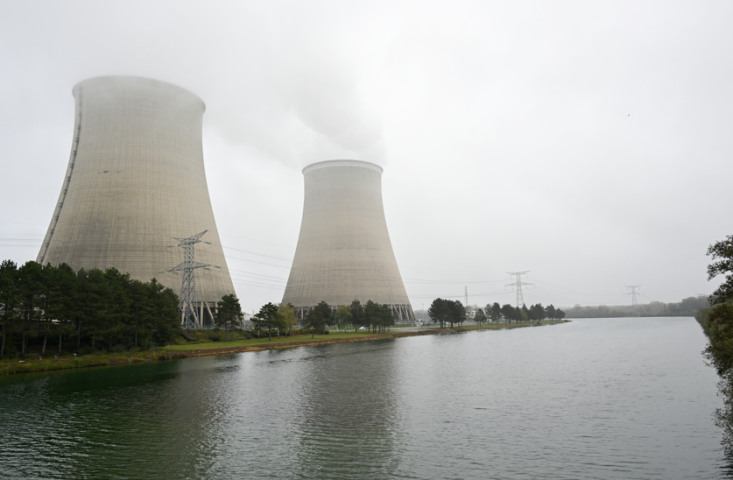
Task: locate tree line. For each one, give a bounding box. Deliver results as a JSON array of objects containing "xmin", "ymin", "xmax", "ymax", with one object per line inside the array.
[
  {"xmin": 699, "ymin": 235, "xmax": 733, "ymax": 450},
  {"xmin": 248, "ymin": 299, "xmax": 397, "ymax": 340},
  {"xmin": 428, "ymin": 298, "xmax": 565, "ymax": 327},
  {"xmin": 564, "ymin": 296, "xmax": 709, "ymax": 319},
  {"xmin": 0, "ymin": 260, "xmax": 180, "ymax": 357}
]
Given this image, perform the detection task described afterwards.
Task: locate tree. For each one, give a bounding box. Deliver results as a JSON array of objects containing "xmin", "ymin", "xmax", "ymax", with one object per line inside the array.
[
  {"xmin": 380, "ymin": 304, "xmax": 395, "ymax": 332},
  {"xmin": 447, "ymin": 300, "xmax": 466, "ymax": 328},
  {"xmin": 428, "ymin": 298, "xmax": 449, "ymax": 328},
  {"xmin": 76, "ymin": 268, "xmax": 112, "ymax": 351},
  {"xmin": 501, "ymin": 304, "xmax": 516, "ymax": 324},
  {"xmin": 529, "ymin": 304, "xmax": 545, "ymax": 324},
  {"xmin": 128, "ymin": 279, "xmax": 153, "ymax": 347},
  {"xmin": 104, "ymin": 268, "xmax": 133, "ymax": 350},
  {"xmin": 474, "ymin": 307, "xmax": 487, "ymax": 329},
  {"xmin": 488, "ymin": 303, "xmax": 502, "ymax": 324},
  {"xmin": 146, "ymin": 278, "xmax": 179, "ymax": 347},
  {"xmin": 365, "ymin": 300, "xmax": 382, "ymax": 333},
  {"xmin": 303, "ymin": 301, "xmax": 333, "ymax": 338},
  {"xmin": 46, "ymin": 263, "xmax": 78, "ymax": 354},
  {"xmin": 278, "ymin": 302, "xmax": 298, "ymax": 335},
  {"xmin": 546, "ymin": 304, "xmax": 557, "ymax": 321},
  {"xmin": 335, "ymin": 305, "xmax": 352, "ymax": 332},
  {"xmin": 217, "ymin": 294, "xmax": 244, "ymax": 341},
  {"xmin": 253, "ymin": 302, "xmax": 285, "ymax": 341},
  {"xmin": 17, "ymin": 261, "xmax": 44, "ymax": 354},
  {"xmin": 0, "ymin": 260, "xmax": 19, "ymax": 357},
  {"xmin": 350, "ymin": 299, "xmax": 365, "ymax": 332},
  {"xmin": 518, "ymin": 306, "xmax": 528, "ymax": 323},
  {"xmin": 708, "ymin": 235, "xmax": 733, "ymax": 305},
  {"xmin": 704, "ymin": 303, "xmax": 733, "ymax": 375}
]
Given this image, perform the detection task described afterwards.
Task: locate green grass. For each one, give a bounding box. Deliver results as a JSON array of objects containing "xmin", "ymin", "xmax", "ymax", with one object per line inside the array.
[
  {"xmin": 0, "ymin": 349, "xmax": 184, "ymax": 376},
  {"xmin": 164, "ymin": 321, "xmax": 569, "ymax": 352},
  {"xmin": 164, "ymin": 331, "xmax": 396, "ymax": 351},
  {"xmin": 1, "ymin": 320, "xmax": 570, "ymax": 375}
]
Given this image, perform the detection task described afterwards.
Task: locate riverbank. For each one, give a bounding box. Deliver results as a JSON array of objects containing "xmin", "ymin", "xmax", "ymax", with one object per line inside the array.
[{"xmin": 0, "ymin": 320, "xmax": 568, "ymax": 375}]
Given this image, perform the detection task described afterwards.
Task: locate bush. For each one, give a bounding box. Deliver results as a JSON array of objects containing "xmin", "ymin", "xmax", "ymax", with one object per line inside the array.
[
  {"xmin": 79, "ymin": 346, "xmax": 94, "ymax": 355},
  {"xmin": 111, "ymin": 344, "xmax": 126, "ymax": 353},
  {"xmin": 1, "ymin": 343, "xmax": 19, "ymax": 359},
  {"xmin": 139, "ymin": 339, "xmax": 158, "ymax": 350}
]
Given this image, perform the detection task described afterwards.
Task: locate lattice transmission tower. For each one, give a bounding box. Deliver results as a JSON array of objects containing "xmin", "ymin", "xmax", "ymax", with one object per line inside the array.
[
  {"xmin": 625, "ymin": 285, "xmax": 642, "ymax": 307},
  {"xmin": 172, "ymin": 230, "xmax": 210, "ymax": 328},
  {"xmin": 507, "ymin": 271, "xmax": 533, "ymax": 307}
]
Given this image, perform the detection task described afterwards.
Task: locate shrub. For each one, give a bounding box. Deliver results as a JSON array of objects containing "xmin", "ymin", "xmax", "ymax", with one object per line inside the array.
[
  {"xmin": 2, "ymin": 343, "xmax": 19, "ymax": 359},
  {"xmin": 79, "ymin": 346, "xmax": 94, "ymax": 355}
]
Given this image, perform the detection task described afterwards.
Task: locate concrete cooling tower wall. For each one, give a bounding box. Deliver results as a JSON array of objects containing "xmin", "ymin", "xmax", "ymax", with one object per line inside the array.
[
  {"xmin": 282, "ymin": 160, "xmax": 415, "ymax": 322},
  {"xmin": 37, "ymin": 76, "xmax": 234, "ymax": 324}
]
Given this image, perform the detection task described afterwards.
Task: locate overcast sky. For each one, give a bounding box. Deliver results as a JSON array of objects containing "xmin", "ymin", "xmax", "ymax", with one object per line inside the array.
[{"xmin": 1, "ymin": 0, "xmax": 731, "ymax": 313}]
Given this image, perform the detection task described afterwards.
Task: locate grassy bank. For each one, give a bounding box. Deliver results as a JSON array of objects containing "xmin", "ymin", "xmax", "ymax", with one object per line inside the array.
[
  {"xmin": 0, "ymin": 349, "xmax": 190, "ymax": 376},
  {"xmin": 1, "ymin": 320, "xmax": 568, "ymax": 376}
]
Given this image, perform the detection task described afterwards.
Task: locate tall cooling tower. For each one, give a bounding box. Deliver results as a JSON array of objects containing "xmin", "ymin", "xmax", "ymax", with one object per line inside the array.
[
  {"xmin": 37, "ymin": 76, "xmax": 234, "ymax": 324},
  {"xmin": 282, "ymin": 159, "xmax": 415, "ymax": 322}
]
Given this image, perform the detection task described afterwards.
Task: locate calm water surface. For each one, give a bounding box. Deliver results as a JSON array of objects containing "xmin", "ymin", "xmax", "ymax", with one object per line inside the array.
[{"xmin": 0, "ymin": 318, "xmax": 727, "ymax": 479}]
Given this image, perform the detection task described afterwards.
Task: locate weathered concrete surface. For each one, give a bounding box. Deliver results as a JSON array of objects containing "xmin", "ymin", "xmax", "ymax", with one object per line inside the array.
[{"xmin": 37, "ymin": 76, "xmax": 234, "ymax": 305}]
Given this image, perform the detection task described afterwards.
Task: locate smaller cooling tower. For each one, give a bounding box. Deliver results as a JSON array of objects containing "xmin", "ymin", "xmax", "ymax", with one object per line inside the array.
[{"xmin": 282, "ymin": 160, "xmax": 415, "ymax": 322}]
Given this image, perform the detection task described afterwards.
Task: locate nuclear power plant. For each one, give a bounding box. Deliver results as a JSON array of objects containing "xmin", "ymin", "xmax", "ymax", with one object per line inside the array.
[
  {"xmin": 37, "ymin": 76, "xmax": 235, "ymax": 326},
  {"xmin": 282, "ymin": 160, "xmax": 415, "ymax": 322}
]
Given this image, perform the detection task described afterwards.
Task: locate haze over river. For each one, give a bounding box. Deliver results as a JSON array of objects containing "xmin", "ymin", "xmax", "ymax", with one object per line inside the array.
[{"xmin": 0, "ymin": 318, "xmax": 728, "ymax": 479}]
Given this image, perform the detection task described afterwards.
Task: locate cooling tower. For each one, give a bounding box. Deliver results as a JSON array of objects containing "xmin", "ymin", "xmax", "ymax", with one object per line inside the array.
[
  {"xmin": 282, "ymin": 160, "xmax": 415, "ymax": 322},
  {"xmin": 37, "ymin": 76, "xmax": 234, "ymax": 324}
]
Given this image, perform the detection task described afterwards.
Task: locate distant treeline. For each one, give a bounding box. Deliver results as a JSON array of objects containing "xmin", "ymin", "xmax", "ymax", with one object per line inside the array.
[
  {"xmin": 563, "ymin": 296, "xmax": 709, "ymax": 319},
  {"xmin": 0, "ymin": 260, "xmax": 180, "ymax": 358},
  {"xmin": 427, "ymin": 298, "xmax": 566, "ymax": 327}
]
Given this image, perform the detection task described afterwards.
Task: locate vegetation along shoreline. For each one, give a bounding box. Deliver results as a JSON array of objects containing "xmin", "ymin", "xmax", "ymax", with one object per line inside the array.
[{"xmin": 0, "ymin": 321, "xmax": 568, "ymax": 376}]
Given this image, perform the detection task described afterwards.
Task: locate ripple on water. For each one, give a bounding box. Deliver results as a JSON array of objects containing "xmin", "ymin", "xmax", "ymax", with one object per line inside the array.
[{"xmin": 0, "ymin": 318, "xmax": 728, "ymax": 479}]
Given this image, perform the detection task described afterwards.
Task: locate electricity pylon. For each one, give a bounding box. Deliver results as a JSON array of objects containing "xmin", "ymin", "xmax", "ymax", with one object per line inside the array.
[
  {"xmin": 507, "ymin": 271, "xmax": 532, "ymax": 308},
  {"xmin": 625, "ymin": 285, "xmax": 642, "ymax": 307},
  {"xmin": 172, "ymin": 230, "xmax": 210, "ymax": 328}
]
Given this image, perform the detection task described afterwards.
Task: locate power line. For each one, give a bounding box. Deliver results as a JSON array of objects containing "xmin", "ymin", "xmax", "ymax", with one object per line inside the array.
[{"xmin": 221, "ymin": 244, "xmax": 293, "ymax": 262}]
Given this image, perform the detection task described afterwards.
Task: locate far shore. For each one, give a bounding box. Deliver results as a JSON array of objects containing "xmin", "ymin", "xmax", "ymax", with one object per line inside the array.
[{"xmin": 0, "ymin": 320, "xmax": 569, "ymax": 376}]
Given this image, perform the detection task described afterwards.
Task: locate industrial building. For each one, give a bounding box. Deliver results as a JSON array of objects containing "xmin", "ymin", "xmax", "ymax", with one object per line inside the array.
[
  {"xmin": 282, "ymin": 159, "xmax": 415, "ymax": 322},
  {"xmin": 37, "ymin": 76, "xmax": 235, "ymax": 326}
]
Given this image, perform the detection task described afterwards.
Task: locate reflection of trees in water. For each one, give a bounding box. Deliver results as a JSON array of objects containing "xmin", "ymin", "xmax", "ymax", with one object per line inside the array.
[
  {"xmin": 0, "ymin": 355, "xmax": 243, "ymax": 479},
  {"xmin": 714, "ymin": 372, "xmax": 733, "ymax": 474},
  {"xmin": 293, "ymin": 341, "xmax": 403, "ymax": 479}
]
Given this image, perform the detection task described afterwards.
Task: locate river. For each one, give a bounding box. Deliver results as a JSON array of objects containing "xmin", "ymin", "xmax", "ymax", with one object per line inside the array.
[{"xmin": 0, "ymin": 317, "xmax": 728, "ymax": 479}]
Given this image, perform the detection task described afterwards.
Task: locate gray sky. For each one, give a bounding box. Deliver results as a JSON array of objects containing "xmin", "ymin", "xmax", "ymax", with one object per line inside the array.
[{"xmin": 1, "ymin": 0, "xmax": 731, "ymax": 313}]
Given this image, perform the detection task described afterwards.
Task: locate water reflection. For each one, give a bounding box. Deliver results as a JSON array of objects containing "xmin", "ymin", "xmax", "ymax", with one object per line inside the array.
[
  {"xmin": 292, "ymin": 341, "xmax": 403, "ymax": 479},
  {"xmin": 0, "ymin": 319, "xmax": 729, "ymax": 479}
]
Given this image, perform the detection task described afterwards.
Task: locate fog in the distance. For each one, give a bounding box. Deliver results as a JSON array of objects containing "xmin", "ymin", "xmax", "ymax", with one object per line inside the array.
[{"xmin": 0, "ymin": 0, "xmax": 730, "ymax": 313}]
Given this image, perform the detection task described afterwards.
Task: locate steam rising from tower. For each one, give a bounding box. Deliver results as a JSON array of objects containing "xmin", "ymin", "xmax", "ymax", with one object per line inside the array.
[
  {"xmin": 283, "ymin": 160, "xmax": 415, "ymax": 321},
  {"xmin": 37, "ymin": 76, "xmax": 235, "ymax": 323}
]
